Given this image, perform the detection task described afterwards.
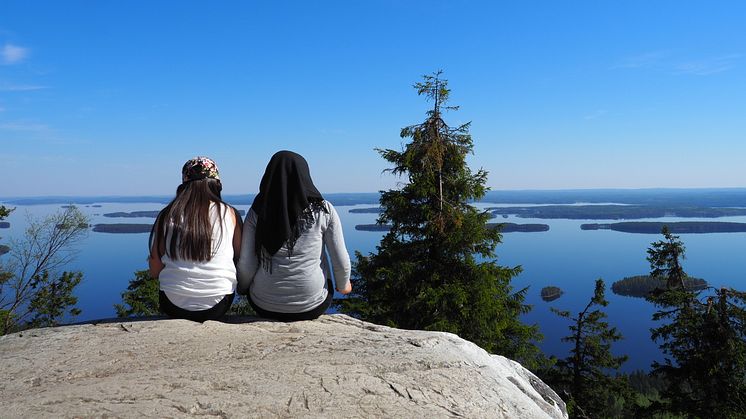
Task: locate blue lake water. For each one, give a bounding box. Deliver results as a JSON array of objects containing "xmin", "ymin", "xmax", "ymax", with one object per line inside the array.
[{"xmin": 2, "ymin": 201, "xmax": 745, "ymax": 372}]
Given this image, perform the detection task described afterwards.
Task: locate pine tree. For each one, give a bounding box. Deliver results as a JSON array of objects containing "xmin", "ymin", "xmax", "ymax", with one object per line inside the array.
[
  {"xmin": 338, "ymin": 71, "xmax": 543, "ymax": 368},
  {"xmin": 548, "ymin": 279, "xmax": 632, "ymax": 418},
  {"xmin": 645, "ymin": 228, "xmax": 746, "ymax": 418}
]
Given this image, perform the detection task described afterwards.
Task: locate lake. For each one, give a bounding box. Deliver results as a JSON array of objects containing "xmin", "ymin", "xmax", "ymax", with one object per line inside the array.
[{"xmin": 2, "ymin": 200, "xmax": 745, "ymax": 372}]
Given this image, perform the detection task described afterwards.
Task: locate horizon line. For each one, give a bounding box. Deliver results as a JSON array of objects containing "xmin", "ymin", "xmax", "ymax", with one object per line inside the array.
[{"xmin": 4, "ymin": 186, "xmax": 746, "ymax": 202}]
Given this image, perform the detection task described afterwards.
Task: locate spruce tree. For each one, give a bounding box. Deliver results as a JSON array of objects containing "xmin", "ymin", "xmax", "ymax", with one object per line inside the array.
[
  {"xmin": 646, "ymin": 226, "xmax": 686, "ymax": 290},
  {"xmin": 645, "ymin": 228, "xmax": 746, "ymax": 418},
  {"xmin": 338, "ymin": 71, "xmax": 543, "ymax": 368},
  {"xmin": 115, "ymin": 270, "xmax": 161, "ymax": 317},
  {"xmin": 548, "ymin": 279, "xmax": 632, "ymax": 418}
]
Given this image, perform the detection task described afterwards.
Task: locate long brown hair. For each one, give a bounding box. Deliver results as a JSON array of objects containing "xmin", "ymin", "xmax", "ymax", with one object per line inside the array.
[{"xmin": 150, "ymin": 178, "xmax": 228, "ymax": 262}]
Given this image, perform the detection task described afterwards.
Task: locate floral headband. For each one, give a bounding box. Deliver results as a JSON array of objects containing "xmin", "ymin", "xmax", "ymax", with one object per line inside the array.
[{"xmin": 182, "ymin": 156, "xmax": 220, "ymax": 183}]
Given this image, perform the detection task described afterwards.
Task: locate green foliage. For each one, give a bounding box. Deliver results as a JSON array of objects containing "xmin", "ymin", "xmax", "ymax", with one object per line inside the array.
[
  {"xmin": 646, "ymin": 287, "xmax": 746, "ymax": 417},
  {"xmin": 628, "ymin": 370, "xmax": 666, "ymax": 401},
  {"xmin": 115, "ymin": 270, "xmax": 160, "ymax": 317},
  {"xmin": 547, "ymin": 279, "xmax": 633, "ymax": 418},
  {"xmin": 27, "ymin": 271, "xmax": 82, "ymax": 328},
  {"xmin": 0, "ymin": 206, "xmax": 88, "ymax": 335},
  {"xmin": 337, "ymin": 72, "xmax": 544, "ymax": 369},
  {"xmin": 646, "ymin": 226, "xmax": 686, "ymax": 289},
  {"xmin": 644, "ymin": 229, "xmax": 746, "ymax": 418},
  {"xmin": 0, "ymin": 205, "xmax": 12, "ymax": 220},
  {"xmin": 227, "ymin": 295, "xmax": 256, "ymax": 316}
]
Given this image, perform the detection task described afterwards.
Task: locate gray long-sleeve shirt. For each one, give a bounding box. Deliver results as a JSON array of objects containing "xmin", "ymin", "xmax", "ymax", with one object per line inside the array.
[{"xmin": 236, "ymin": 201, "xmax": 351, "ymax": 313}]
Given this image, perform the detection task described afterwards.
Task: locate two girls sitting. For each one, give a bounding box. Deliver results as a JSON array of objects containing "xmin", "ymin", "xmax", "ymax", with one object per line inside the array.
[{"xmin": 148, "ymin": 151, "xmax": 351, "ymax": 322}]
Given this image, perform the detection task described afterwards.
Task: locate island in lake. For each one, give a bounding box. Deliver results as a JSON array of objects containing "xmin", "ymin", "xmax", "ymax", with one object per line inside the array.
[
  {"xmin": 0, "ymin": 245, "xmax": 9, "ymax": 256},
  {"xmin": 104, "ymin": 211, "xmax": 161, "ymax": 218},
  {"xmin": 540, "ymin": 286, "xmax": 563, "ymax": 302},
  {"xmin": 355, "ymin": 224, "xmax": 391, "ymax": 231},
  {"xmin": 355, "ymin": 222, "xmax": 549, "ymax": 233},
  {"xmin": 348, "ymin": 207, "xmax": 384, "ymax": 214},
  {"xmin": 93, "ymin": 224, "xmax": 153, "ymax": 234},
  {"xmin": 488, "ymin": 205, "xmax": 746, "ymax": 220},
  {"xmin": 611, "ymin": 275, "xmax": 708, "ymax": 298},
  {"xmin": 487, "ymin": 223, "xmax": 549, "ymax": 232},
  {"xmin": 581, "ymin": 221, "xmax": 746, "ymax": 234}
]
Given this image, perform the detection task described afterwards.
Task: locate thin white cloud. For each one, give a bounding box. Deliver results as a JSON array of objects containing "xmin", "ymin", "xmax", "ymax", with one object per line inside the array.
[
  {"xmin": 0, "ymin": 122, "xmax": 50, "ymax": 132},
  {"xmin": 0, "ymin": 84, "xmax": 48, "ymax": 91},
  {"xmin": 583, "ymin": 109, "xmax": 607, "ymax": 120},
  {"xmin": 674, "ymin": 54, "xmax": 742, "ymax": 76},
  {"xmin": 615, "ymin": 51, "xmax": 741, "ymax": 76},
  {"xmin": 1, "ymin": 43, "xmax": 29, "ymax": 65},
  {"xmin": 613, "ymin": 51, "xmax": 669, "ymax": 69}
]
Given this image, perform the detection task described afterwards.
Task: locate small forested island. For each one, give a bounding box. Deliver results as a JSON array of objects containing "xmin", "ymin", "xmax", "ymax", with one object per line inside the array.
[
  {"xmin": 355, "ymin": 222, "xmax": 549, "ymax": 232},
  {"xmin": 348, "ymin": 207, "xmax": 384, "ymax": 214},
  {"xmin": 104, "ymin": 209, "xmax": 246, "ymax": 218},
  {"xmin": 612, "ymin": 275, "xmax": 708, "ymax": 298},
  {"xmin": 581, "ymin": 221, "xmax": 746, "ymax": 234},
  {"xmin": 487, "ymin": 223, "xmax": 549, "ymax": 232},
  {"xmin": 488, "ymin": 205, "xmax": 746, "ymax": 220},
  {"xmin": 0, "ymin": 244, "xmax": 9, "ymax": 256},
  {"xmin": 104, "ymin": 211, "xmax": 160, "ymax": 218},
  {"xmin": 93, "ymin": 223, "xmax": 153, "ymax": 234},
  {"xmin": 540, "ymin": 286, "xmax": 563, "ymax": 302},
  {"xmin": 0, "ymin": 221, "xmax": 9, "ymax": 228},
  {"xmin": 355, "ymin": 224, "xmax": 391, "ymax": 231}
]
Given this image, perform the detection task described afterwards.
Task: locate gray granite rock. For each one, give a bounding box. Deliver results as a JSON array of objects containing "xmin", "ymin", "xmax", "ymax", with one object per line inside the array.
[{"xmin": 0, "ymin": 314, "xmax": 567, "ymax": 418}]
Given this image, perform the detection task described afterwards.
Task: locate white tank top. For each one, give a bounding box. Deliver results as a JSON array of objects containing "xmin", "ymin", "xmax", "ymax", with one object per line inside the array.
[{"xmin": 159, "ymin": 202, "xmax": 237, "ymax": 310}]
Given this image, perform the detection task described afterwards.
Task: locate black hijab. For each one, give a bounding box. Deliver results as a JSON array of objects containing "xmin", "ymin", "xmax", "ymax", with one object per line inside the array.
[{"xmin": 251, "ymin": 151, "xmax": 325, "ymax": 266}]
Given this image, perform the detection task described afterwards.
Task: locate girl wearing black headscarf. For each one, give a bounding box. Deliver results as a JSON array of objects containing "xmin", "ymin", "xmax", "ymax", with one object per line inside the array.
[{"xmin": 237, "ymin": 151, "xmax": 351, "ymax": 321}]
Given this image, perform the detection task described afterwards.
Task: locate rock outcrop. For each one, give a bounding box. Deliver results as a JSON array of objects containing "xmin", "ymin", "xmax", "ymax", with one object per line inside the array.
[{"xmin": 0, "ymin": 314, "xmax": 567, "ymax": 418}]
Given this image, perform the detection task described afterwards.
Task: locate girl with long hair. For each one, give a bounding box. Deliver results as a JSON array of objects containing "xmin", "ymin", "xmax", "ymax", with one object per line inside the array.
[
  {"xmin": 237, "ymin": 150, "xmax": 351, "ymax": 321},
  {"xmin": 149, "ymin": 156, "xmax": 242, "ymax": 322}
]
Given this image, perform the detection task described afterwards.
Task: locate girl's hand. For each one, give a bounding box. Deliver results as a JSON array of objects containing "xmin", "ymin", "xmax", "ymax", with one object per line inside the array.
[{"xmin": 336, "ymin": 282, "xmax": 352, "ymax": 295}]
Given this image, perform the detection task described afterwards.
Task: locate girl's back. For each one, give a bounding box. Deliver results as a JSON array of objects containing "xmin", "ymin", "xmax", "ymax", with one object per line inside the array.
[
  {"xmin": 159, "ymin": 202, "xmax": 237, "ymax": 306},
  {"xmin": 243, "ymin": 200, "xmax": 347, "ymax": 313}
]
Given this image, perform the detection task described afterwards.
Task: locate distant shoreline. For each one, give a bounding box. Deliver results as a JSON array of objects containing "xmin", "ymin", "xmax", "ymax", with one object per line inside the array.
[
  {"xmin": 93, "ymin": 224, "xmax": 153, "ymax": 234},
  {"xmin": 6, "ymin": 188, "xmax": 746, "ymax": 207},
  {"xmin": 355, "ymin": 222, "xmax": 550, "ymax": 233},
  {"xmin": 581, "ymin": 221, "xmax": 746, "ymax": 234},
  {"xmin": 488, "ymin": 205, "xmax": 746, "ymax": 220}
]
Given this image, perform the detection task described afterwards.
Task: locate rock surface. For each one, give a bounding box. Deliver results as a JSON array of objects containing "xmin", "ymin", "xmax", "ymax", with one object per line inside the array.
[{"xmin": 0, "ymin": 314, "xmax": 567, "ymax": 418}]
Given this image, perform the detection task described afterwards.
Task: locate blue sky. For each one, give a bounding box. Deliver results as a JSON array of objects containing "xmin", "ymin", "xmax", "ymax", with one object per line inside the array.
[{"xmin": 1, "ymin": 1, "xmax": 745, "ymax": 197}]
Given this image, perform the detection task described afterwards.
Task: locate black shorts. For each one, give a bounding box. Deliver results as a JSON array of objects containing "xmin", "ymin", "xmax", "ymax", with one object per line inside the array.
[{"xmin": 159, "ymin": 291, "xmax": 234, "ymax": 322}]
